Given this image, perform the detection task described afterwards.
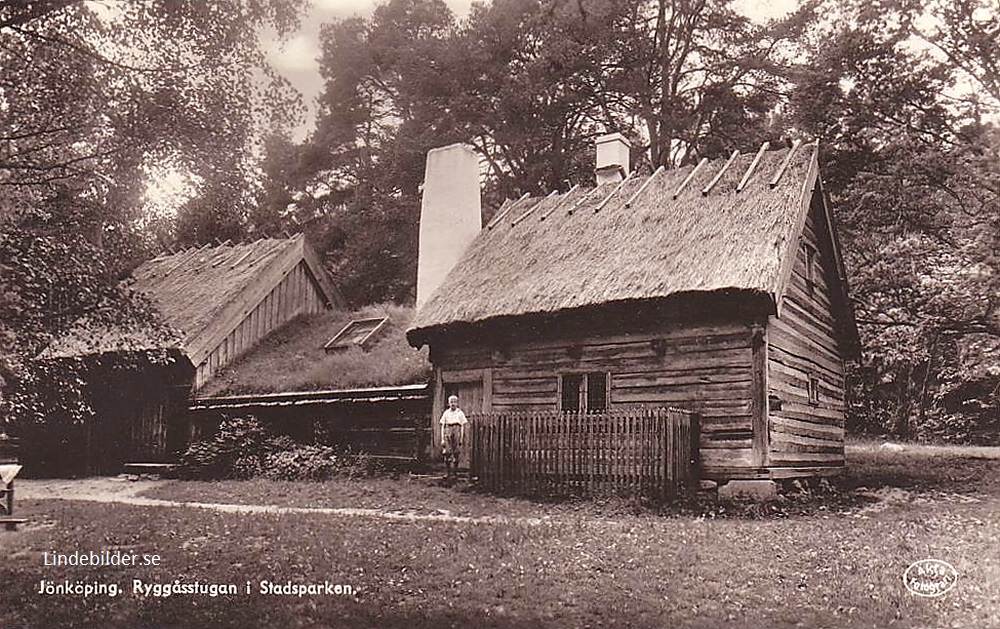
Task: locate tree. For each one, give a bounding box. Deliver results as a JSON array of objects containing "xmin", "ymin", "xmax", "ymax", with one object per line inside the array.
[
  {"xmin": 788, "ymin": 0, "xmax": 1000, "ymax": 440},
  {"xmin": 915, "ymin": 0, "xmax": 1000, "ymax": 105},
  {"xmin": 1, "ymin": 1, "xmax": 304, "ymax": 243},
  {"xmin": 275, "ymin": 0, "xmax": 460, "ymax": 304},
  {"xmin": 288, "ymin": 0, "xmax": 800, "ymax": 304},
  {"xmin": 0, "ymin": 0, "xmax": 306, "ymax": 430}
]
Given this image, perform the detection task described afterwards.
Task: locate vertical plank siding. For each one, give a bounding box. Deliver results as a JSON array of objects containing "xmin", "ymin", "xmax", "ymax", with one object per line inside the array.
[
  {"xmin": 438, "ymin": 322, "xmax": 756, "ymax": 475},
  {"xmin": 471, "ymin": 408, "xmax": 698, "ymax": 499},
  {"xmin": 194, "ymin": 262, "xmax": 329, "ymax": 389},
  {"xmin": 767, "ymin": 207, "xmax": 846, "ymax": 468}
]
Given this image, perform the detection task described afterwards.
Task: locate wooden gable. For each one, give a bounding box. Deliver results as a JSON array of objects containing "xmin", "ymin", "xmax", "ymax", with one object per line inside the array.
[{"xmin": 183, "ymin": 236, "xmax": 345, "ymax": 389}]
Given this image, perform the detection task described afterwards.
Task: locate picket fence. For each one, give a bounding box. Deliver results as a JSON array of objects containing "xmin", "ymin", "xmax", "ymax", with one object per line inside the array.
[{"xmin": 470, "ymin": 408, "xmax": 699, "ymax": 499}]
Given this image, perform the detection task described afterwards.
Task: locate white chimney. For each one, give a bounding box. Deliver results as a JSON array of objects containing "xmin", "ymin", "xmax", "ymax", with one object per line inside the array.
[
  {"xmin": 416, "ymin": 143, "xmax": 481, "ymax": 309},
  {"xmin": 595, "ymin": 132, "xmax": 631, "ymax": 185}
]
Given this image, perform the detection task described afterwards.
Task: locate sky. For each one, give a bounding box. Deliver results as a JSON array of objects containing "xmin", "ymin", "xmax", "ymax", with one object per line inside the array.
[{"xmin": 263, "ymin": 0, "xmax": 798, "ymax": 140}]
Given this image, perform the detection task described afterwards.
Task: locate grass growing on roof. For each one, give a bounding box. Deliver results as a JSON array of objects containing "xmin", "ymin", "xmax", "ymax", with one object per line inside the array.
[{"xmin": 200, "ymin": 303, "xmax": 430, "ymax": 396}]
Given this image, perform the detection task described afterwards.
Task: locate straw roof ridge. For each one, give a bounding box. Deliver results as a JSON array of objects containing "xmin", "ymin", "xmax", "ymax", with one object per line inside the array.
[
  {"xmin": 44, "ymin": 234, "xmax": 343, "ymax": 361},
  {"xmin": 409, "ymin": 142, "xmax": 823, "ymax": 341}
]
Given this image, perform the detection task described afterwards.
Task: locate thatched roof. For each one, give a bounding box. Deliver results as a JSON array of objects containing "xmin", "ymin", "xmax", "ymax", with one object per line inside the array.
[
  {"xmin": 43, "ymin": 234, "xmax": 344, "ymax": 362},
  {"xmin": 408, "ymin": 142, "xmax": 854, "ymax": 348},
  {"xmin": 38, "ymin": 294, "xmax": 183, "ymax": 360}
]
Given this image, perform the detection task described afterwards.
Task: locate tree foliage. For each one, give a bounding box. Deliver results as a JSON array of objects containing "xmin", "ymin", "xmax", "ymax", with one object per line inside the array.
[
  {"xmin": 0, "ymin": 0, "xmax": 305, "ymax": 430},
  {"xmin": 788, "ymin": 0, "xmax": 1000, "ymax": 440},
  {"xmin": 279, "ymin": 0, "xmax": 801, "ymax": 304}
]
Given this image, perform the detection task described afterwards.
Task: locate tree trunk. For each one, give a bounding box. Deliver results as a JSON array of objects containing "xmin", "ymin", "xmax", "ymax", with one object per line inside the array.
[
  {"xmin": 894, "ymin": 364, "xmax": 913, "ymax": 439},
  {"xmin": 915, "ymin": 334, "xmax": 939, "ymax": 431}
]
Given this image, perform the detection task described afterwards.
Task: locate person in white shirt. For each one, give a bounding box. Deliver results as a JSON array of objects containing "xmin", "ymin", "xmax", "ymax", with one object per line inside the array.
[{"xmin": 439, "ymin": 395, "xmax": 468, "ymax": 480}]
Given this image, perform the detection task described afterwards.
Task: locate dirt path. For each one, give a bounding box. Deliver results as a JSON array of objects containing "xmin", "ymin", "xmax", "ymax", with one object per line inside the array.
[{"xmin": 15, "ymin": 477, "xmax": 551, "ymax": 526}]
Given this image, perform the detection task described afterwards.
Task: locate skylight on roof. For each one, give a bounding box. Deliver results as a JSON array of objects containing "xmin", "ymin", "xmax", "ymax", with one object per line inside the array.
[{"xmin": 324, "ymin": 317, "xmax": 389, "ymax": 353}]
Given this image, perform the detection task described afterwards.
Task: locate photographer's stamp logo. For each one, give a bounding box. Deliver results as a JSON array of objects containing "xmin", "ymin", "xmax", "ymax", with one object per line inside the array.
[{"xmin": 903, "ymin": 559, "xmax": 958, "ymax": 597}]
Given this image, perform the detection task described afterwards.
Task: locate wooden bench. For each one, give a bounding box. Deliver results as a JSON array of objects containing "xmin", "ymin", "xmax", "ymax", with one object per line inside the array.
[
  {"xmin": 0, "ymin": 517, "xmax": 27, "ymax": 531},
  {"xmin": 0, "ymin": 464, "xmax": 25, "ymax": 531}
]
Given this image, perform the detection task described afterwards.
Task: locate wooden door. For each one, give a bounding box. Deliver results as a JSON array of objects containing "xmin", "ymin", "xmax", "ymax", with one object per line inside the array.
[{"xmin": 443, "ymin": 380, "xmax": 482, "ymax": 470}]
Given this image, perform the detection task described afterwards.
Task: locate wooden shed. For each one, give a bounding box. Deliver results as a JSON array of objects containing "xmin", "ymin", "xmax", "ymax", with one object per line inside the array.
[
  {"xmin": 37, "ymin": 234, "xmax": 344, "ymax": 472},
  {"xmin": 186, "ymin": 305, "xmax": 433, "ymax": 465},
  {"xmin": 407, "ymin": 140, "xmax": 860, "ymax": 482}
]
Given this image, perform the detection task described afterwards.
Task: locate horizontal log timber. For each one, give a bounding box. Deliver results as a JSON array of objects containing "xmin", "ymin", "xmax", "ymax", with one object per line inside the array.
[
  {"xmin": 769, "ymin": 392, "xmax": 846, "ymax": 416},
  {"xmin": 698, "ymin": 415, "xmax": 754, "ymax": 431},
  {"xmin": 768, "ymin": 355, "xmax": 839, "ymax": 386},
  {"xmin": 784, "ymin": 279, "xmax": 835, "ymax": 326},
  {"xmin": 774, "ymin": 303, "xmax": 841, "ymax": 358},
  {"xmin": 614, "ymin": 363, "xmax": 753, "ymax": 378},
  {"xmin": 770, "ymin": 431, "xmax": 843, "ymax": 450},
  {"xmin": 579, "ymin": 335, "xmax": 751, "ymax": 361},
  {"xmin": 768, "ymin": 369, "xmax": 845, "ymax": 405},
  {"xmin": 492, "ymin": 377, "xmax": 559, "ymax": 393},
  {"xmin": 779, "ymin": 307, "xmax": 838, "ymax": 358},
  {"xmin": 701, "ymin": 449, "xmax": 753, "ymax": 466},
  {"xmin": 702, "ymin": 466, "xmax": 771, "ymax": 480},
  {"xmin": 770, "ymin": 415, "xmax": 845, "ymax": 440},
  {"xmin": 616, "ymin": 380, "xmax": 753, "ymax": 396},
  {"xmin": 491, "ymin": 339, "xmax": 752, "ymax": 369},
  {"xmin": 769, "ymin": 350, "xmax": 843, "ymax": 394},
  {"xmin": 441, "ymin": 323, "xmax": 747, "ymax": 350},
  {"xmin": 769, "ymin": 369, "xmax": 846, "ymax": 406},
  {"xmin": 770, "ymin": 442, "xmax": 844, "ymax": 456},
  {"xmin": 769, "ymin": 321, "xmax": 843, "ymax": 374},
  {"xmin": 701, "ymin": 465, "xmax": 845, "ymax": 480},
  {"xmin": 700, "ymin": 437, "xmax": 752, "ymax": 450},
  {"xmin": 768, "ymin": 451, "xmax": 844, "ymax": 464},
  {"xmin": 613, "ymin": 391, "xmax": 751, "ymax": 409},
  {"xmin": 491, "ymin": 392, "xmax": 559, "ymax": 406},
  {"xmin": 447, "ymin": 321, "xmax": 752, "ymax": 353},
  {"xmin": 774, "ymin": 407, "xmax": 845, "ymax": 427},
  {"xmin": 490, "ymin": 351, "xmax": 753, "ymax": 379},
  {"xmin": 613, "ymin": 372, "xmax": 752, "ymax": 388}
]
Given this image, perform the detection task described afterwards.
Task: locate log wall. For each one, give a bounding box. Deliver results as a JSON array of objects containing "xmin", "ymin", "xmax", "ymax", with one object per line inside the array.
[
  {"xmin": 188, "ymin": 389, "xmax": 432, "ymax": 464},
  {"xmin": 766, "ymin": 203, "xmax": 847, "ymax": 472},
  {"xmin": 435, "ymin": 321, "xmax": 758, "ymax": 475}
]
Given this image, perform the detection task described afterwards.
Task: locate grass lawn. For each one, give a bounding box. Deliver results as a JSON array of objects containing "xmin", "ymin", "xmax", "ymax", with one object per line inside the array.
[{"xmin": 3, "ymin": 440, "xmax": 1000, "ymax": 628}]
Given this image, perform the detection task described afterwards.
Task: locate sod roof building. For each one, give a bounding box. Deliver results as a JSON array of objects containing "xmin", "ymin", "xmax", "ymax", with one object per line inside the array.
[
  {"xmin": 39, "ymin": 234, "xmax": 344, "ymax": 473},
  {"xmin": 407, "ymin": 138, "xmax": 860, "ymax": 481}
]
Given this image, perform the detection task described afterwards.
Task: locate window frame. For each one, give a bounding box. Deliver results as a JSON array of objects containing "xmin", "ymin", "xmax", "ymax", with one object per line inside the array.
[
  {"xmin": 807, "ymin": 373, "xmax": 821, "ymax": 405},
  {"xmin": 804, "ymin": 243, "xmax": 817, "ymax": 296},
  {"xmin": 559, "ymin": 371, "xmax": 611, "ymax": 413}
]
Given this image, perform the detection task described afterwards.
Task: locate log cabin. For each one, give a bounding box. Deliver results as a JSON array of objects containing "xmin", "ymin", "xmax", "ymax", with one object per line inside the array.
[
  {"xmin": 36, "ymin": 234, "xmax": 344, "ymax": 473},
  {"xmin": 406, "ymin": 138, "xmax": 860, "ymax": 482}
]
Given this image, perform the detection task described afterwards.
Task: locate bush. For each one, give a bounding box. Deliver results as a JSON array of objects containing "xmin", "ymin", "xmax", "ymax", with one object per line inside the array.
[
  {"xmin": 178, "ymin": 415, "xmax": 278, "ymax": 480},
  {"xmin": 264, "ymin": 445, "xmax": 339, "ymax": 481},
  {"xmin": 178, "ymin": 415, "xmax": 384, "ymax": 480}
]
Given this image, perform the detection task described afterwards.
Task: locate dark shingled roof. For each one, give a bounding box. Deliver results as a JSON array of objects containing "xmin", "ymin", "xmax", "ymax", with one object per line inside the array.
[{"xmin": 409, "ymin": 142, "xmax": 851, "ymax": 346}]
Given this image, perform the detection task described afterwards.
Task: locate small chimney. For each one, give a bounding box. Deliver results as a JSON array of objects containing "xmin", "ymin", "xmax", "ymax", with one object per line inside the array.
[
  {"xmin": 595, "ymin": 132, "xmax": 631, "ymax": 185},
  {"xmin": 416, "ymin": 143, "xmax": 482, "ymax": 309}
]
